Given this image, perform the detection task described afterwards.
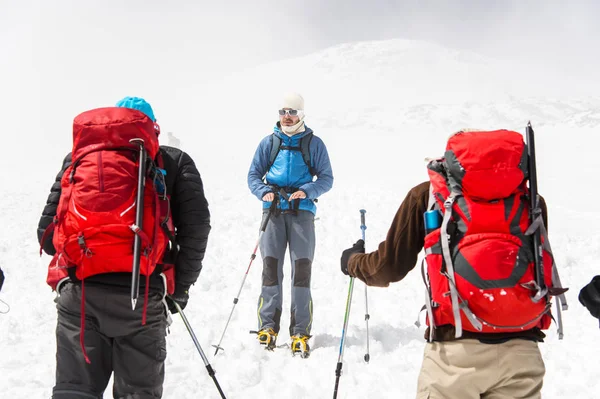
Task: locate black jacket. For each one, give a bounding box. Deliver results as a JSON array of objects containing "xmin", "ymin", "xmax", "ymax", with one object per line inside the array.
[{"xmin": 37, "ymin": 146, "xmax": 211, "ymax": 293}]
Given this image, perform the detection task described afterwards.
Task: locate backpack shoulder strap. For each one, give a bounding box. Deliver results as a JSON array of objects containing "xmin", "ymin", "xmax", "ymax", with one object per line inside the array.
[
  {"xmin": 267, "ymin": 132, "xmax": 316, "ymax": 176},
  {"xmin": 300, "ymin": 132, "xmax": 316, "ymax": 176},
  {"xmin": 427, "ymin": 182, "xmax": 436, "ymax": 211},
  {"xmin": 267, "ymin": 134, "xmax": 281, "ymax": 170},
  {"xmin": 154, "ymin": 149, "xmax": 178, "ymax": 262},
  {"xmin": 156, "ymin": 148, "xmax": 179, "ymax": 196}
]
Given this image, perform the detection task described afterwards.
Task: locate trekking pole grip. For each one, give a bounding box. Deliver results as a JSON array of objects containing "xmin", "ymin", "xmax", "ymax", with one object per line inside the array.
[
  {"xmin": 258, "ymin": 195, "xmax": 279, "ymax": 232},
  {"xmin": 260, "ymin": 200, "xmax": 277, "ymax": 232},
  {"xmin": 259, "ymin": 213, "xmax": 270, "ymax": 232}
]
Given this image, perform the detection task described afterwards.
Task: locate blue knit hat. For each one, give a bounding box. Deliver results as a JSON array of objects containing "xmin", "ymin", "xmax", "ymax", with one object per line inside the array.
[{"xmin": 115, "ymin": 96, "xmax": 156, "ymax": 122}]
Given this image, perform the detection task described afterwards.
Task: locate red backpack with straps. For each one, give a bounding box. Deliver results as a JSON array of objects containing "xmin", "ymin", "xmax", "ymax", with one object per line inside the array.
[
  {"xmin": 43, "ymin": 107, "xmax": 176, "ymax": 295},
  {"xmin": 41, "ymin": 107, "xmax": 178, "ymax": 364},
  {"xmin": 422, "ymin": 129, "xmax": 566, "ymax": 338}
]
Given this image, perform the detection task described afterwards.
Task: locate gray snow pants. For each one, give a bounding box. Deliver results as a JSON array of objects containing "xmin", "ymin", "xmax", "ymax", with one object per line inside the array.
[
  {"xmin": 257, "ymin": 209, "xmax": 315, "ymax": 336},
  {"xmin": 52, "ymin": 282, "xmax": 168, "ymax": 399}
]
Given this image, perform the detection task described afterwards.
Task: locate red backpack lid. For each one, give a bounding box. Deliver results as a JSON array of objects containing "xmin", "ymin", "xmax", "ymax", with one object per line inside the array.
[
  {"xmin": 444, "ymin": 129, "xmax": 528, "ymax": 200},
  {"xmin": 72, "ymin": 107, "xmax": 159, "ymax": 161}
]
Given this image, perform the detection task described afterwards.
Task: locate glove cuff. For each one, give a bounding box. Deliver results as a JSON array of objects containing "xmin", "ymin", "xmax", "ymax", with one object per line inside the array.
[{"xmin": 174, "ymin": 283, "xmax": 189, "ymax": 294}]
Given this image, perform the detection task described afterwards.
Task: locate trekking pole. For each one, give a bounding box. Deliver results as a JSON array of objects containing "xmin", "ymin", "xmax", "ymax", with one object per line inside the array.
[
  {"xmin": 333, "ymin": 209, "xmax": 366, "ymax": 398},
  {"xmin": 212, "ymin": 200, "xmax": 277, "ymax": 356},
  {"xmin": 130, "ymin": 138, "xmax": 147, "ymax": 310},
  {"xmin": 361, "ymin": 209, "xmax": 370, "ymax": 363},
  {"xmin": 173, "ymin": 301, "xmax": 227, "ymax": 399},
  {"xmin": 525, "ymin": 122, "xmax": 548, "ymax": 302},
  {"xmin": 333, "ymin": 275, "xmax": 355, "ymax": 399}
]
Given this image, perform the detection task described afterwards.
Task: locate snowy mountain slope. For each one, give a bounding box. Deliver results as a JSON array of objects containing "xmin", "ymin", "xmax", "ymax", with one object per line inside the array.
[{"xmin": 1, "ymin": 38, "xmax": 600, "ymax": 398}]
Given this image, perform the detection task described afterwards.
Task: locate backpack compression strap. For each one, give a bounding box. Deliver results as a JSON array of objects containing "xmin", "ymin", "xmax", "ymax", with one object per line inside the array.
[
  {"xmin": 440, "ymin": 193, "xmax": 483, "ymax": 338},
  {"xmin": 525, "ymin": 215, "xmax": 569, "ymax": 339}
]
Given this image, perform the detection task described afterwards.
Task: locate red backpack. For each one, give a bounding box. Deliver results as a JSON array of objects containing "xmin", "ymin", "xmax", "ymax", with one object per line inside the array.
[
  {"xmin": 422, "ymin": 129, "xmax": 567, "ymax": 339},
  {"xmin": 42, "ymin": 107, "xmax": 177, "ymax": 295},
  {"xmin": 41, "ymin": 107, "xmax": 177, "ymax": 363}
]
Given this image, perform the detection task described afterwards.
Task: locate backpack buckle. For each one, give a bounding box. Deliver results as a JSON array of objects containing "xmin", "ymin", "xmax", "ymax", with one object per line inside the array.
[
  {"xmin": 522, "ymin": 280, "xmax": 548, "ymax": 303},
  {"xmin": 77, "ymin": 234, "xmax": 93, "ymax": 258},
  {"xmin": 443, "ymin": 195, "xmax": 456, "ymax": 210},
  {"xmin": 532, "ymin": 287, "xmax": 548, "ymax": 303}
]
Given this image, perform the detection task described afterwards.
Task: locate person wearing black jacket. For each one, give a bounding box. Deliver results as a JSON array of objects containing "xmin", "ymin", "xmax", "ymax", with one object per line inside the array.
[
  {"xmin": 37, "ymin": 97, "xmax": 211, "ymax": 399},
  {"xmin": 580, "ymin": 276, "xmax": 600, "ymax": 324}
]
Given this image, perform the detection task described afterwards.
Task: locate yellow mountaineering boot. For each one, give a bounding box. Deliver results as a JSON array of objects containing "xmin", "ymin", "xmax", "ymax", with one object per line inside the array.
[
  {"xmin": 290, "ymin": 334, "xmax": 311, "ymax": 358},
  {"xmin": 257, "ymin": 328, "xmax": 278, "ymax": 350}
]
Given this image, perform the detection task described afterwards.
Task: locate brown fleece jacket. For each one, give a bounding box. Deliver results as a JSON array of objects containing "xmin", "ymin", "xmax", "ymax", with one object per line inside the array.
[{"xmin": 348, "ymin": 181, "xmax": 549, "ymax": 343}]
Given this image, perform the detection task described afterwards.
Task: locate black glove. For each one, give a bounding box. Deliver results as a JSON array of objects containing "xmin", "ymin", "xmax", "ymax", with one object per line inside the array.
[
  {"xmin": 166, "ymin": 284, "xmax": 190, "ymax": 314},
  {"xmin": 579, "ymin": 275, "xmax": 600, "ymax": 320},
  {"xmin": 341, "ymin": 239, "xmax": 365, "ymax": 276},
  {"xmin": 0, "ymin": 267, "xmax": 4, "ymax": 292}
]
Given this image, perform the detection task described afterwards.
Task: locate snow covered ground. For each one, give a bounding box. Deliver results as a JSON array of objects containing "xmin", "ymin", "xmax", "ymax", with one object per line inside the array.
[{"xmin": 1, "ymin": 38, "xmax": 600, "ymax": 398}]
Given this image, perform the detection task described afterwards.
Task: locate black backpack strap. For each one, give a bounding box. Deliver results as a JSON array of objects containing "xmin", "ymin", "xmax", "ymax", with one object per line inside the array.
[
  {"xmin": 268, "ymin": 134, "xmax": 282, "ymax": 171},
  {"xmin": 149, "ymin": 152, "xmax": 167, "ymax": 199},
  {"xmin": 154, "ymin": 150, "xmax": 178, "ymax": 264},
  {"xmin": 267, "ymin": 132, "xmax": 315, "ymax": 176},
  {"xmin": 299, "ymin": 132, "xmax": 316, "ymax": 176}
]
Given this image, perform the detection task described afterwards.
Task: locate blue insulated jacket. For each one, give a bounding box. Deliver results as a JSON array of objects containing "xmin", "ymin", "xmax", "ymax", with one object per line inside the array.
[{"xmin": 248, "ymin": 125, "xmax": 333, "ymax": 215}]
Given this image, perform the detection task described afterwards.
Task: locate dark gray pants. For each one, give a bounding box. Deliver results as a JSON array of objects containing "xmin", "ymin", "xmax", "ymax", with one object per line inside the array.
[
  {"xmin": 258, "ymin": 210, "xmax": 315, "ymax": 336},
  {"xmin": 52, "ymin": 283, "xmax": 168, "ymax": 399}
]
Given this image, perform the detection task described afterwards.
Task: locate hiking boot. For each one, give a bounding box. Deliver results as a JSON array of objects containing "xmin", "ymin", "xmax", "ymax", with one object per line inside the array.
[
  {"xmin": 290, "ymin": 334, "xmax": 311, "ymax": 358},
  {"xmin": 257, "ymin": 328, "xmax": 277, "ymax": 350}
]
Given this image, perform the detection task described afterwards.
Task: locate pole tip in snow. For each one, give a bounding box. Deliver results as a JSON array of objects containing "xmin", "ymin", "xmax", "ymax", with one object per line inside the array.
[
  {"xmin": 360, "ymin": 209, "xmax": 366, "ymax": 214},
  {"xmin": 364, "ymin": 354, "xmax": 370, "ymax": 363},
  {"xmin": 212, "ymin": 344, "xmax": 224, "ymax": 356}
]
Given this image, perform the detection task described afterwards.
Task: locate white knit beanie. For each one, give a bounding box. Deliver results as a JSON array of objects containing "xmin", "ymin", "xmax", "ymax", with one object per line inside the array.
[{"xmin": 281, "ymin": 92, "xmax": 304, "ymax": 111}]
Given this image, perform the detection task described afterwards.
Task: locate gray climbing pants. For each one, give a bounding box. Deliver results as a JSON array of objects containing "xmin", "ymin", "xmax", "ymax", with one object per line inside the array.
[
  {"xmin": 52, "ymin": 282, "xmax": 169, "ymax": 399},
  {"xmin": 257, "ymin": 209, "xmax": 315, "ymax": 336}
]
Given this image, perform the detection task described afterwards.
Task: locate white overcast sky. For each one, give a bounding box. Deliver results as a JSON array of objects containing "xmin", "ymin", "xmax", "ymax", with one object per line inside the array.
[{"xmin": 1, "ymin": 0, "xmax": 598, "ymax": 146}]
